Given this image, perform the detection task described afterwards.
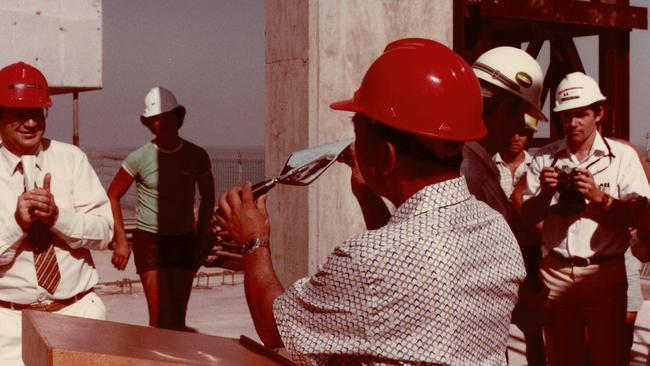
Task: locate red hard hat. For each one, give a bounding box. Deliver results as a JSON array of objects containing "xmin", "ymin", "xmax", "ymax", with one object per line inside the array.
[
  {"xmin": 331, "ymin": 38, "xmax": 485, "ymax": 142},
  {"xmin": 0, "ymin": 62, "xmax": 52, "ymax": 109}
]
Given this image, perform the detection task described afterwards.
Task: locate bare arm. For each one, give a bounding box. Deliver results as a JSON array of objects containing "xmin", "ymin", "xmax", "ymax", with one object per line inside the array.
[
  {"xmin": 195, "ymin": 171, "xmax": 215, "ymax": 262},
  {"xmin": 243, "ymin": 246, "xmax": 285, "ymax": 348},
  {"xmin": 196, "ymin": 172, "xmax": 215, "ymax": 236},
  {"xmin": 218, "ymin": 182, "xmax": 284, "ymax": 347},
  {"xmin": 108, "ymin": 168, "xmax": 134, "ymax": 271}
]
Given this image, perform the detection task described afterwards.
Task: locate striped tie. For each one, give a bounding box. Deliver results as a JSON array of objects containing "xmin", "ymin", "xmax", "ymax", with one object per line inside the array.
[{"xmin": 30, "ymin": 226, "xmax": 61, "ymax": 294}]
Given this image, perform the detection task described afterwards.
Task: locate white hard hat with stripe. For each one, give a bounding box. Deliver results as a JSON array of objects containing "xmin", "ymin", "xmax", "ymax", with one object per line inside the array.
[{"xmin": 553, "ymin": 72, "xmax": 606, "ymax": 112}]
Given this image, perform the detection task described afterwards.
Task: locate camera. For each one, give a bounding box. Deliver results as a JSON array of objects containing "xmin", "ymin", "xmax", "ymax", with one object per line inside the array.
[{"xmin": 550, "ymin": 166, "xmax": 586, "ymax": 216}]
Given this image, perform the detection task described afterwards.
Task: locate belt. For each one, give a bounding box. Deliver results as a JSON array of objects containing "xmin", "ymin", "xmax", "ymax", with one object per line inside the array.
[
  {"xmin": 0, "ymin": 288, "xmax": 94, "ymax": 312},
  {"xmin": 549, "ymin": 251, "xmax": 622, "ymax": 267}
]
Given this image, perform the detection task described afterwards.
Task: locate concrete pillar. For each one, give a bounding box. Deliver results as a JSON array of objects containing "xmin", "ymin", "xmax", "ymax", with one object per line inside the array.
[{"xmin": 265, "ymin": 0, "xmax": 453, "ymax": 286}]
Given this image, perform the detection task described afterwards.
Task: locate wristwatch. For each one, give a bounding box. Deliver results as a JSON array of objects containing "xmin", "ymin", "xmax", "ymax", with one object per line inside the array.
[{"xmin": 241, "ymin": 238, "xmax": 270, "ymax": 255}]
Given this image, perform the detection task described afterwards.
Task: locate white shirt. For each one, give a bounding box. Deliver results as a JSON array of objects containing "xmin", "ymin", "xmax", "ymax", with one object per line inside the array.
[
  {"xmin": 522, "ymin": 133, "xmax": 650, "ymax": 258},
  {"xmin": 0, "ymin": 139, "xmax": 113, "ymax": 303},
  {"xmin": 273, "ymin": 177, "xmax": 525, "ymax": 366},
  {"xmin": 493, "ymin": 150, "xmax": 533, "ymax": 199}
]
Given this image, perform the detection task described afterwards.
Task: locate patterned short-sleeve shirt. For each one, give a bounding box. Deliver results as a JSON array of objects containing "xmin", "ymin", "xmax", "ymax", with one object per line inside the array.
[{"xmin": 273, "ymin": 177, "xmax": 526, "ymax": 366}]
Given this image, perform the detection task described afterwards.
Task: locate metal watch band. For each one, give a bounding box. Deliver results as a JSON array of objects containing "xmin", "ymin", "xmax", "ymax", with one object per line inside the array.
[{"xmin": 241, "ymin": 238, "xmax": 270, "ymax": 255}]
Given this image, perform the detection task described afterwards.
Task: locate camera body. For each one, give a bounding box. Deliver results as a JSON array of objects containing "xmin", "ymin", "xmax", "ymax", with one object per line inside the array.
[{"xmin": 551, "ymin": 166, "xmax": 586, "ymax": 216}]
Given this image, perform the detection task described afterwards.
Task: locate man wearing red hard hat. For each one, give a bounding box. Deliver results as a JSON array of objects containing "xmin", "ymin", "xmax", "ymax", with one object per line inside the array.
[
  {"xmin": 0, "ymin": 62, "xmax": 113, "ymax": 366},
  {"xmin": 217, "ymin": 39, "xmax": 525, "ymax": 365}
]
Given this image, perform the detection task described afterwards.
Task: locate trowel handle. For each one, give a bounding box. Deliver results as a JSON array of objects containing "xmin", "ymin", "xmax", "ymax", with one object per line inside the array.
[
  {"xmin": 213, "ymin": 178, "xmax": 276, "ymax": 219},
  {"xmin": 252, "ymin": 178, "xmax": 277, "ymax": 199}
]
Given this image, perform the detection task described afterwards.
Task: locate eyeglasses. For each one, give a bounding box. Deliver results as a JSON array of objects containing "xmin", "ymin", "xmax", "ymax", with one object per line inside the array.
[{"xmin": 3, "ymin": 108, "xmax": 48, "ymax": 124}]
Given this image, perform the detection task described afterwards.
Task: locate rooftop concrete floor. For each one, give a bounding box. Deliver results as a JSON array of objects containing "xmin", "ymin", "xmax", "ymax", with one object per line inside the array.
[{"xmin": 92, "ymin": 250, "xmax": 650, "ymax": 365}]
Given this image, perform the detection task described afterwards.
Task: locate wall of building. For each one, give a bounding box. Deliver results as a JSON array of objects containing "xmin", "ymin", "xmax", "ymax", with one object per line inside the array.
[
  {"xmin": 0, "ymin": 0, "xmax": 102, "ymax": 90},
  {"xmin": 266, "ymin": 0, "xmax": 454, "ymax": 286}
]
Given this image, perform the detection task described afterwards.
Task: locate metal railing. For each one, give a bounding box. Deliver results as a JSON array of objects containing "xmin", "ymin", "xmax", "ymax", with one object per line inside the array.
[{"xmin": 96, "ymin": 269, "xmax": 237, "ymax": 295}]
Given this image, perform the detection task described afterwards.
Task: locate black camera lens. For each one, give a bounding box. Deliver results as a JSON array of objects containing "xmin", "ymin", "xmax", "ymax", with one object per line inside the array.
[{"xmin": 550, "ymin": 166, "xmax": 586, "ymax": 216}]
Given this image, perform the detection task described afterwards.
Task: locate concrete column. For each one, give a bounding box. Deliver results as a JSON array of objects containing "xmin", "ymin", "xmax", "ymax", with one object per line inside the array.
[{"xmin": 266, "ymin": 0, "xmax": 453, "ymax": 286}]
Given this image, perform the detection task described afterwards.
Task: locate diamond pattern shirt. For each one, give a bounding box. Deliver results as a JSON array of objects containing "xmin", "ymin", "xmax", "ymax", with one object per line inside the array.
[{"xmin": 273, "ymin": 177, "xmax": 526, "ymax": 365}]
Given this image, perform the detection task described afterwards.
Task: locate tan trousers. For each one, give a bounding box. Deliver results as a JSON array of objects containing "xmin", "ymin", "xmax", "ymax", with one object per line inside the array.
[
  {"xmin": 540, "ymin": 254, "xmax": 627, "ymax": 366},
  {"xmin": 0, "ymin": 292, "xmax": 106, "ymax": 366}
]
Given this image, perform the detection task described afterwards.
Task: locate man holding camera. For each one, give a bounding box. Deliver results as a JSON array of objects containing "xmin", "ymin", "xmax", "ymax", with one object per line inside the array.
[{"xmin": 520, "ymin": 71, "xmax": 650, "ymax": 366}]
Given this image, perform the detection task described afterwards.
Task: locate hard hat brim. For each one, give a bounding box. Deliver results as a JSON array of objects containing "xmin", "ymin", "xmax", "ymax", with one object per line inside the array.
[
  {"xmin": 0, "ymin": 99, "xmax": 52, "ymax": 109},
  {"xmin": 330, "ymin": 98, "xmax": 357, "ymax": 112},
  {"xmin": 141, "ymin": 104, "xmax": 185, "ymax": 119},
  {"xmin": 330, "ymin": 98, "xmax": 488, "ymax": 142},
  {"xmin": 528, "ymin": 104, "xmax": 548, "ymax": 122}
]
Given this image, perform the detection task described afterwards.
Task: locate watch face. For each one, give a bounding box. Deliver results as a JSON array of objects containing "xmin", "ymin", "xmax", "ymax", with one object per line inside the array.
[{"xmin": 242, "ymin": 238, "xmax": 269, "ymax": 254}]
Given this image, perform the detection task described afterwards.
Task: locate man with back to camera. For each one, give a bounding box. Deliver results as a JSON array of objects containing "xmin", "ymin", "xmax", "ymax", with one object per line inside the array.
[
  {"xmin": 217, "ymin": 38, "xmax": 526, "ymax": 365},
  {"xmin": 0, "ymin": 62, "xmax": 113, "ymax": 366},
  {"xmin": 520, "ymin": 71, "xmax": 650, "ymax": 365}
]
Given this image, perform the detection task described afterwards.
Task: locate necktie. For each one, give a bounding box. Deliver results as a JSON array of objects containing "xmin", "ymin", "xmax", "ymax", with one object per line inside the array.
[
  {"xmin": 18, "ymin": 159, "xmax": 61, "ymax": 294},
  {"xmin": 30, "ymin": 222, "xmax": 61, "ymax": 294}
]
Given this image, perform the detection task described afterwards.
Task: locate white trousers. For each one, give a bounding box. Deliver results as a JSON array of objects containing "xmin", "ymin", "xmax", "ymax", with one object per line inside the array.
[{"xmin": 0, "ymin": 292, "xmax": 106, "ymax": 366}]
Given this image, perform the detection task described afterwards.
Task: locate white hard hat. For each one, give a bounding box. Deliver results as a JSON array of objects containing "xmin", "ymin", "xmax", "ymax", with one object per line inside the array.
[
  {"xmin": 141, "ymin": 87, "xmax": 182, "ymax": 118},
  {"xmin": 473, "ymin": 46, "xmax": 548, "ymax": 122},
  {"xmin": 553, "ymin": 72, "xmax": 606, "ymax": 112}
]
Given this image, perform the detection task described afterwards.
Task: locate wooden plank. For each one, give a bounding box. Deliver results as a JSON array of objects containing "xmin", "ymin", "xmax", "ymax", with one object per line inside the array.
[
  {"xmin": 22, "ymin": 310, "xmax": 287, "ymax": 366},
  {"xmin": 480, "ymin": 0, "xmax": 647, "ymax": 30}
]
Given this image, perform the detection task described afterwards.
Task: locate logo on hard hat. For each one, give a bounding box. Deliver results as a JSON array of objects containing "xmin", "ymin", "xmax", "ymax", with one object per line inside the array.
[
  {"xmin": 515, "ymin": 72, "xmax": 533, "ymax": 88},
  {"xmin": 9, "ymin": 83, "xmax": 41, "ymax": 89},
  {"xmin": 560, "ymin": 95, "xmax": 580, "ymax": 102}
]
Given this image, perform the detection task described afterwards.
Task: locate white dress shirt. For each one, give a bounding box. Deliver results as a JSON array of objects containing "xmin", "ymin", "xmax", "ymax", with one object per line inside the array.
[
  {"xmin": 0, "ymin": 139, "xmax": 113, "ymax": 304},
  {"xmin": 522, "ymin": 133, "xmax": 650, "ymax": 258},
  {"xmin": 273, "ymin": 178, "xmax": 525, "ymax": 365}
]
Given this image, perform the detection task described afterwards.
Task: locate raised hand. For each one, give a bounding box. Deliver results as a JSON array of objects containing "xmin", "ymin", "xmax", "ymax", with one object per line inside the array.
[
  {"xmin": 218, "ymin": 182, "xmax": 270, "ymax": 245},
  {"xmin": 28, "ymin": 173, "xmax": 59, "ymax": 227},
  {"xmin": 539, "ymin": 167, "xmax": 559, "ymax": 190},
  {"xmin": 572, "ymin": 168, "xmax": 604, "ymax": 203}
]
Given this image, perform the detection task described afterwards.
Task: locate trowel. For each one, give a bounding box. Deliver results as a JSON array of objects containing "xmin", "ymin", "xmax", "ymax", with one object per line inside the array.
[{"xmin": 250, "ymin": 137, "xmax": 354, "ymax": 198}]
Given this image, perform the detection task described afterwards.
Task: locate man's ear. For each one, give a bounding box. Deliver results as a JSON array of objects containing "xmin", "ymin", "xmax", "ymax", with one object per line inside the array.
[
  {"xmin": 595, "ymin": 105, "xmax": 605, "ymax": 123},
  {"xmin": 380, "ymin": 140, "xmax": 397, "ymax": 177}
]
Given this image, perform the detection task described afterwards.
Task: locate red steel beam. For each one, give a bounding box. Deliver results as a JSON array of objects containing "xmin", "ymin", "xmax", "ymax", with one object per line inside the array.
[{"xmin": 480, "ymin": 0, "xmax": 647, "ymax": 30}]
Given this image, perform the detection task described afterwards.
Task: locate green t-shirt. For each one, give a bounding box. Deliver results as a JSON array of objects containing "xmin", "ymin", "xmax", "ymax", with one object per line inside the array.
[{"xmin": 122, "ymin": 140, "xmax": 211, "ymax": 235}]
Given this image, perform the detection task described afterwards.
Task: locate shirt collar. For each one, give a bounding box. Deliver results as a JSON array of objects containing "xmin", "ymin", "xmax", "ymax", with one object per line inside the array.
[
  {"xmin": 389, "ymin": 177, "xmax": 471, "ymax": 223},
  {"xmin": 493, "ymin": 152, "xmax": 505, "ymax": 164},
  {"xmin": 553, "ymin": 131, "xmax": 608, "ymax": 159},
  {"xmin": 523, "ymin": 150, "xmax": 533, "ymax": 164},
  {"xmin": 0, "ymin": 143, "xmax": 45, "ymax": 176}
]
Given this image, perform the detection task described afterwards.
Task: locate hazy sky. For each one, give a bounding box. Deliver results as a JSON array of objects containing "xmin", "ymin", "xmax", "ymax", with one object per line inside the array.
[
  {"xmin": 46, "ymin": 0, "xmax": 265, "ymax": 150},
  {"xmin": 44, "ymin": 1, "xmax": 649, "ymax": 153}
]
